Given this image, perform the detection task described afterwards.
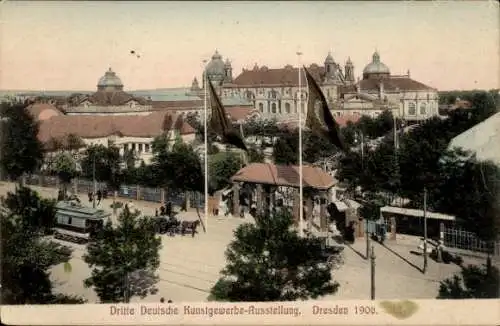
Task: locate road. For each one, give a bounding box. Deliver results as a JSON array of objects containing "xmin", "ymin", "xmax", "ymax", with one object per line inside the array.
[{"xmin": 1, "ymin": 182, "xmax": 480, "ymax": 302}]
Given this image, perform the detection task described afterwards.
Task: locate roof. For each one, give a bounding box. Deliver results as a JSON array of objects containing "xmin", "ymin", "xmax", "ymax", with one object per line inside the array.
[
  {"xmin": 38, "ymin": 111, "xmax": 195, "ymax": 143},
  {"xmin": 448, "ymin": 111, "xmax": 500, "ymax": 166},
  {"xmin": 381, "ymin": 206, "xmax": 456, "ymax": 221},
  {"xmin": 358, "ymin": 77, "xmax": 436, "ymax": 92},
  {"xmin": 131, "ymin": 88, "xmax": 201, "ymax": 101},
  {"xmin": 152, "ymin": 100, "xmax": 202, "ymax": 109},
  {"xmin": 232, "ymin": 64, "xmax": 325, "ymax": 87},
  {"xmin": 227, "ymin": 107, "xmax": 260, "ymax": 122},
  {"xmin": 26, "ymin": 103, "xmax": 63, "ymax": 121},
  {"xmin": 335, "ymin": 114, "xmax": 362, "ymax": 127},
  {"xmin": 277, "ymin": 114, "xmax": 361, "ymax": 129},
  {"xmin": 67, "ymin": 90, "xmax": 150, "ymax": 107},
  {"xmin": 231, "ymin": 162, "xmax": 336, "ymax": 190}
]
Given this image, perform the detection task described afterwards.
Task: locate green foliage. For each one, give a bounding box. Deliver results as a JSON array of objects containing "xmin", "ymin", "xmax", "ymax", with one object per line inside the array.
[
  {"xmin": 336, "ymin": 91, "xmax": 500, "ymax": 240},
  {"xmin": 340, "ymin": 111, "xmax": 402, "ymax": 147},
  {"xmin": 83, "ymin": 206, "xmax": 161, "ymax": 303},
  {"xmin": 81, "ymin": 144, "xmax": 122, "ymax": 190},
  {"xmin": 52, "ymin": 152, "xmax": 78, "ymax": 185},
  {"xmin": 1, "ymin": 186, "xmax": 57, "ymax": 234},
  {"xmin": 273, "ymin": 132, "xmax": 298, "ymax": 165},
  {"xmin": 1, "ymin": 188, "xmax": 85, "ymax": 304},
  {"xmin": 0, "ymin": 101, "xmax": 44, "ymax": 181},
  {"xmin": 209, "ymin": 211, "xmax": 340, "ymax": 302},
  {"xmin": 247, "ymin": 146, "xmax": 265, "ymax": 163},
  {"xmin": 209, "ymin": 152, "xmax": 242, "ymax": 192},
  {"xmin": 168, "ymin": 141, "xmax": 204, "ymax": 192},
  {"xmin": 437, "ymin": 263, "xmax": 499, "ymax": 299}
]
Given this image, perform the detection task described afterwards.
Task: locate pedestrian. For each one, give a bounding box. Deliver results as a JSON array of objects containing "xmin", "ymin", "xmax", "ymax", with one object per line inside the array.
[
  {"xmin": 160, "ymin": 205, "xmax": 166, "ymax": 216},
  {"xmin": 155, "ymin": 209, "xmax": 159, "ymax": 217},
  {"xmin": 88, "ymin": 191, "xmax": 93, "ymax": 203},
  {"xmin": 160, "ymin": 297, "xmax": 165, "ymax": 303},
  {"xmin": 166, "ymin": 201, "xmax": 172, "ymax": 217},
  {"xmin": 97, "ymin": 190, "xmax": 102, "ymax": 206}
]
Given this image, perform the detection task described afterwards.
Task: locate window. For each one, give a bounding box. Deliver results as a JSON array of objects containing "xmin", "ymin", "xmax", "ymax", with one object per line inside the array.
[
  {"xmin": 145, "ymin": 144, "xmax": 150, "ymax": 152},
  {"xmin": 259, "ymin": 103, "xmax": 264, "ymax": 112},
  {"xmin": 301, "ymin": 103, "xmax": 305, "ymax": 114},
  {"xmin": 131, "ymin": 143, "xmax": 136, "ymax": 151},
  {"xmin": 408, "ymin": 102, "xmax": 416, "ymax": 115},
  {"xmin": 278, "ymin": 103, "xmax": 282, "ymax": 114},
  {"xmin": 285, "ymin": 103, "xmax": 291, "ymax": 113},
  {"xmin": 138, "ymin": 143, "xmax": 143, "ymax": 152},
  {"xmin": 271, "ymin": 103, "xmax": 277, "ymax": 113},
  {"xmin": 420, "ymin": 103, "xmax": 427, "ymax": 115}
]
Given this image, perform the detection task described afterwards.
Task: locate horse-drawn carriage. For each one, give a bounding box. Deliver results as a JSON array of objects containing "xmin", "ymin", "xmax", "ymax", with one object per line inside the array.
[{"xmin": 151, "ymin": 215, "xmax": 201, "ymax": 237}]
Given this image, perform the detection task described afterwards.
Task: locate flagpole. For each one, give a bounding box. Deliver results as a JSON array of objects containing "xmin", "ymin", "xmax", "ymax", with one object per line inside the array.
[
  {"xmin": 203, "ymin": 59, "xmax": 209, "ymax": 233},
  {"xmin": 297, "ymin": 51, "xmax": 304, "ymax": 237}
]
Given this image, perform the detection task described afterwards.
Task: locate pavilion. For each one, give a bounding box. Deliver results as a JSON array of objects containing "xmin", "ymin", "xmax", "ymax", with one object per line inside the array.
[{"xmin": 230, "ymin": 162, "xmax": 336, "ymax": 234}]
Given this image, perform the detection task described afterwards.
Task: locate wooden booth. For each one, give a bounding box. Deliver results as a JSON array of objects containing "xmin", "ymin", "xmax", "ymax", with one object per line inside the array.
[{"xmin": 230, "ymin": 162, "xmax": 336, "ymax": 235}]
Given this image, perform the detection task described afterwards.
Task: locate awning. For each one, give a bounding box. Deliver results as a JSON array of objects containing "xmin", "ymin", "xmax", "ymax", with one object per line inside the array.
[
  {"xmin": 332, "ymin": 201, "xmax": 349, "ymax": 212},
  {"xmin": 221, "ymin": 188, "xmax": 233, "ymax": 196},
  {"xmin": 381, "ymin": 206, "xmax": 455, "ymax": 221}
]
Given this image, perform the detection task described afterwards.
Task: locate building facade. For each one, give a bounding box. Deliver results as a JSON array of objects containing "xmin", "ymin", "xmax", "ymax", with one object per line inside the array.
[
  {"xmin": 194, "ymin": 50, "xmax": 355, "ymax": 122},
  {"xmin": 63, "ymin": 68, "xmax": 153, "ymax": 116},
  {"xmin": 195, "ymin": 50, "xmax": 439, "ymax": 122},
  {"xmin": 338, "ymin": 52, "xmax": 439, "ymax": 121}
]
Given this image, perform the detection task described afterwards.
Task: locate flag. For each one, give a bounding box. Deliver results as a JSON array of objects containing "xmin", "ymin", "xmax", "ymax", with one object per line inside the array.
[
  {"xmin": 303, "ymin": 66, "xmax": 347, "ymax": 152},
  {"xmin": 207, "ymin": 79, "xmax": 248, "ymax": 152}
]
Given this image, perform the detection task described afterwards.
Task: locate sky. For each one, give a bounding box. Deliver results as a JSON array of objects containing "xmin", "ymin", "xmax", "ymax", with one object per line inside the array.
[{"xmin": 0, "ymin": 1, "xmax": 498, "ymax": 91}]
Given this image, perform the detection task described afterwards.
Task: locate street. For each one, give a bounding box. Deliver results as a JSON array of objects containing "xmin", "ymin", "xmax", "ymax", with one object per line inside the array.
[{"xmin": 0, "ymin": 182, "xmax": 481, "ymax": 302}]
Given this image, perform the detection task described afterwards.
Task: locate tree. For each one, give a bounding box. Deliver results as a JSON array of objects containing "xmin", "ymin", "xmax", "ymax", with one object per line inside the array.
[
  {"xmin": 1, "ymin": 186, "xmax": 57, "ymax": 234},
  {"xmin": 81, "ymin": 144, "xmax": 122, "ymax": 212},
  {"xmin": 83, "ymin": 206, "xmax": 161, "ymax": 303},
  {"xmin": 273, "ymin": 132, "xmax": 299, "ymax": 165},
  {"xmin": 0, "ymin": 101, "xmax": 44, "ymax": 184},
  {"xmin": 1, "ymin": 188, "xmax": 86, "ymax": 304},
  {"xmin": 209, "ymin": 152, "xmax": 243, "ymax": 192},
  {"xmin": 247, "ymin": 145, "xmax": 265, "ymax": 163},
  {"xmin": 209, "ymin": 211, "xmax": 340, "ymax": 301},
  {"xmin": 437, "ymin": 264, "xmax": 499, "ymax": 299},
  {"xmin": 51, "ymin": 152, "xmax": 79, "ymax": 198},
  {"xmin": 431, "ymin": 152, "xmax": 500, "ymax": 242}
]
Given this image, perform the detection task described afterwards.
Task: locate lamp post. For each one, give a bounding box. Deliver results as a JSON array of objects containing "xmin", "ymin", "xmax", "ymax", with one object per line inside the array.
[
  {"xmin": 202, "ymin": 59, "xmax": 209, "ymax": 233},
  {"xmin": 354, "ymin": 131, "xmax": 364, "ymax": 169},
  {"xmin": 423, "ymin": 188, "xmax": 428, "ymax": 274},
  {"xmin": 0, "ymin": 117, "xmax": 8, "ymax": 181},
  {"xmin": 297, "ymin": 50, "xmax": 304, "ymax": 237}
]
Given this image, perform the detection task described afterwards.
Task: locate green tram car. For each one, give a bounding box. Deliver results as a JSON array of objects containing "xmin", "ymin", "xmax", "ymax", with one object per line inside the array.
[{"xmin": 54, "ymin": 201, "xmax": 111, "ymax": 244}]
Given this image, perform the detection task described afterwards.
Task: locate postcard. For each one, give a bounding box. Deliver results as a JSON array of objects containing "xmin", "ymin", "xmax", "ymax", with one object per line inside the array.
[{"xmin": 0, "ymin": 0, "xmax": 499, "ymax": 325}]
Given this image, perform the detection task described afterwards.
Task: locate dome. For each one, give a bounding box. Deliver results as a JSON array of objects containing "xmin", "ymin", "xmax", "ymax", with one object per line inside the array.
[
  {"xmin": 205, "ymin": 50, "xmax": 226, "ymax": 80},
  {"xmin": 325, "ymin": 52, "xmax": 335, "ymax": 64},
  {"xmin": 97, "ymin": 68, "xmax": 124, "ymax": 91},
  {"xmin": 362, "ymin": 51, "xmax": 390, "ymax": 76}
]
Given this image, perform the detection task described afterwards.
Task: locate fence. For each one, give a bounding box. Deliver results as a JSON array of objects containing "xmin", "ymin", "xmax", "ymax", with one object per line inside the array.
[
  {"xmin": 442, "ymin": 226, "xmax": 500, "ymax": 256},
  {"xmin": 21, "ymin": 174, "xmax": 205, "ymax": 209}
]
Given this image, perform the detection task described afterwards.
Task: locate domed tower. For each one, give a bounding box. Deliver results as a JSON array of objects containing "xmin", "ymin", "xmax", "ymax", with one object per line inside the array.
[
  {"xmin": 205, "ymin": 50, "xmax": 226, "ymax": 86},
  {"xmin": 345, "ymin": 57, "xmax": 355, "ymax": 84},
  {"xmin": 224, "ymin": 59, "xmax": 233, "ymax": 84},
  {"xmin": 190, "ymin": 77, "xmax": 200, "ymax": 92},
  {"xmin": 97, "ymin": 68, "xmax": 124, "ymax": 92},
  {"xmin": 362, "ymin": 51, "xmax": 390, "ymax": 80},
  {"xmin": 324, "ymin": 52, "xmax": 336, "ymax": 79}
]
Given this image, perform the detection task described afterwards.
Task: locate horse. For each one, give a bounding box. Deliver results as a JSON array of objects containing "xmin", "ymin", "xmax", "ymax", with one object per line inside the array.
[{"xmin": 180, "ymin": 220, "xmax": 201, "ymax": 238}]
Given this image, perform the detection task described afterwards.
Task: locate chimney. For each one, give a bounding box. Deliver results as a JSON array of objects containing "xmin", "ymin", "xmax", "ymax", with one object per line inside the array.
[{"xmin": 407, "ymin": 69, "xmax": 411, "ymax": 78}]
